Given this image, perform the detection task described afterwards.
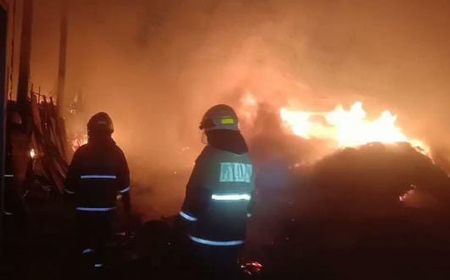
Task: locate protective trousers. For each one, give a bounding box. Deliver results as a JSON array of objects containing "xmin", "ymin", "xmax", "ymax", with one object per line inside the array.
[{"xmin": 78, "ymin": 211, "xmax": 114, "ymax": 266}]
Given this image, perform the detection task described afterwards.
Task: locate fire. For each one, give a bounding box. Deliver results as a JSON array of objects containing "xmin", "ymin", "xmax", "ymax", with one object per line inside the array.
[
  {"xmin": 280, "ymin": 102, "xmax": 429, "ymax": 154},
  {"xmin": 72, "ymin": 134, "xmax": 88, "ymax": 151},
  {"xmin": 30, "ymin": 149, "xmax": 36, "ymax": 159}
]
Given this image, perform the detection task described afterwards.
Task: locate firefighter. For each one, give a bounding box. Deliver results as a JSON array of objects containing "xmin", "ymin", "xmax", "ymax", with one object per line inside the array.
[
  {"xmin": 64, "ymin": 112, "xmax": 131, "ymax": 268},
  {"xmin": 179, "ymin": 104, "xmax": 255, "ymax": 277}
]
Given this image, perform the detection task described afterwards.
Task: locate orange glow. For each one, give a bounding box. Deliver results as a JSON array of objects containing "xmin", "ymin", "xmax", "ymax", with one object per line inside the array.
[
  {"xmin": 72, "ymin": 134, "xmax": 88, "ymax": 152},
  {"xmin": 238, "ymin": 91, "xmax": 259, "ymax": 128},
  {"xmin": 30, "ymin": 149, "xmax": 36, "ymax": 159},
  {"xmin": 280, "ymin": 102, "xmax": 429, "ymax": 154}
]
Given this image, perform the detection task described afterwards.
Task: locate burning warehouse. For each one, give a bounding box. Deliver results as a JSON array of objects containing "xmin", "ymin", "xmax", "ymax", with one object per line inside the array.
[{"xmin": 1, "ymin": 0, "xmax": 450, "ymax": 279}]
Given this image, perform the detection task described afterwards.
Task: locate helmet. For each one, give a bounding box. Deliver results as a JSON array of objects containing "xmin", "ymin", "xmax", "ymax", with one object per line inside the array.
[
  {"xmin": 87, "ymin": 112, "xmax": 114, "ymax": 134},
  {"xmin": 199, "ymin": 104, "xmax": 239, "ymax": 131}
]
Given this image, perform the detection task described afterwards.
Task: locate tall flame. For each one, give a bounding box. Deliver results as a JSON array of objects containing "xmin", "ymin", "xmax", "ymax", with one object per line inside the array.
[{"xmin": 280, "ymin": 102, "xmax": 429, "ymax": 154}]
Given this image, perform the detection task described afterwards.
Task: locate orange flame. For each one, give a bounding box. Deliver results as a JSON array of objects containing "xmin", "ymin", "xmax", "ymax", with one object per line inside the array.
[
  {"xmin": 30, "ymin": 149, "xmax": 36, "ymax": 159},
  {"xmin": 72, "ymin": 134, "xmax": 88, "ymax": 152},
  {"xmin": 280, "ymin": 102, "xmax": 429, "ymax": 154}
]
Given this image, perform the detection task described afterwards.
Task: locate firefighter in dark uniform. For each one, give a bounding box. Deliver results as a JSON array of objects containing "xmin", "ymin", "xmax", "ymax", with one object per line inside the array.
[
  {"xmin": 64, "ymin": 112, "xmax": 131, "ymax": 268},
  {"xmin": 179, "ymin": 104, "xmax": 255, "ymax": 277}
]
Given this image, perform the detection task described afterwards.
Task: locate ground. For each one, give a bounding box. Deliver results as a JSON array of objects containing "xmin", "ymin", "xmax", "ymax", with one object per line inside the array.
[{"xmin": 2, "ymin": 144, "xmax": 450, "ymax": 279}]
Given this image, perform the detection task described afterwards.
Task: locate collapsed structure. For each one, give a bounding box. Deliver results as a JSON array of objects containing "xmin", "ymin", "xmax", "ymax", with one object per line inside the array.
[
  {"xmin": 1, "ymin": 0, "xmax": 68, "ymax": 216},
  {"xmin": 27, "ymin": 92, "xmax": 67, "ymax": 192}
]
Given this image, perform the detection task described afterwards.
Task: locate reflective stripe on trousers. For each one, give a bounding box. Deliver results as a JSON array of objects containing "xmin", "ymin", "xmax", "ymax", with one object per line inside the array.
[
  {"xmin": 80, "ymin": 175, "xmax": 117, "ymax": 179},
  {"xmin": 76, "ymin": 207, "xmax": 116, "ymax": 212},
  {"xmin": 179, "ymin": 211, "xmax": 198, "ymax": 222},
  {"xmin": 64, "ymin": 188, "xmax": 75, "ymax": 194},
  {"xmin": 82, "ymin": 248, "xmax": 94, "ymax": 254},
  {"xmin": 189, "ymin": 235, "xmax": 244, "ymax": 246},
  {"xmin": 119, "ymin": 186, "xmax": 130, "ymax": 193}
]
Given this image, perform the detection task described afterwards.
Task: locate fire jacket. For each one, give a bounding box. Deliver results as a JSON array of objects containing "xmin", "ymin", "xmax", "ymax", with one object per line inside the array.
[
  {"xmin": 64, "ymin": 139, "xmax": 130, "ymax": 212},
  {"xmin": 180, "ymin": 145, "xmax": 255, "ymax": 246}
]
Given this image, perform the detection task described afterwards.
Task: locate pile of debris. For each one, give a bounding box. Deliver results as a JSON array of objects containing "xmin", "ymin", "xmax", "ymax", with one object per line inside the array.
[
  {"xmin": 8, "ymin": 90, "xmax": 68, "ymax": 196},
  {"xmin": 28, "ymin": 92, "xmax": 68, "ymax": 193}
]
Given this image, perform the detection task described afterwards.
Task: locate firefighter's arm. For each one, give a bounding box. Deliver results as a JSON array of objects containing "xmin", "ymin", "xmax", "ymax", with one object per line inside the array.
[
  {"xmin": 117, "ymin": 149, "xmax": 131, "ymax": 215},
  {"xmin": 180, "ymin": 160, "xmax": 210, "ymax": 222},
  {"xmin": 247, "ymin": 166, "xmax": 256, "ymax": 218},
  {"xmin": 121, "ymin": 192, "xmax": 131, "ymax": 215},
  {"xmin": 247, "ymin": 190, "xmax": 256, "ymax": 218},
  {"xmin": 64, "ymin": 150, "xmax": 80, "ymax": 196}
]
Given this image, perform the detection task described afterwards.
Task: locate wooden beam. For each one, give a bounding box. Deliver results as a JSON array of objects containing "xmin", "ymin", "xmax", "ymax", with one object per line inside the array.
[
  {"xmin": 0, "ymin": 3, "xmax": 8, "ymax": 248},
  {"xmin": 56, "ymin": 0, "xmax": 68, "ymax": 116},
  {"xmin": 16, "ymin": 0, "xmax": 33, "ymax": 105}
]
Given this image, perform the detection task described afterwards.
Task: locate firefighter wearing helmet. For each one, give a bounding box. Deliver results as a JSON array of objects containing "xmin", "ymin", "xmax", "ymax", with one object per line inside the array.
[
  {"xmin": 179, "ymin": 104, "xmax": 255, "ymax": 276},
  {"xmin": 64, "ymin": 112, "xmax": 131, "ymax": 268}
]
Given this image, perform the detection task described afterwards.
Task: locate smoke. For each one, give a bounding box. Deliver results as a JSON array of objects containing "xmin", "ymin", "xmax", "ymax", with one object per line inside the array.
[{"xmin": 28, "ymin": 0, "xmax": 450, "ymax": 218}]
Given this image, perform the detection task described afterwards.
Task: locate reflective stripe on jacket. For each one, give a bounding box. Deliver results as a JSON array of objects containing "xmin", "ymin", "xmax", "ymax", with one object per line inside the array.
[
  {"xmin": 180, "ymin": 145, "xmax": 255, "ymax": 244},
  {"xmin": 64, "ymin": 139, "xmax": 130, "ymax": 209}
]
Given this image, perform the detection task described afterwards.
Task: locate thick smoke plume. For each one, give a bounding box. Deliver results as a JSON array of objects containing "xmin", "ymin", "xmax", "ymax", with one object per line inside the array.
[{"xmin": 28, "ymin": 0, "xmax": 450, "ymax": 218}]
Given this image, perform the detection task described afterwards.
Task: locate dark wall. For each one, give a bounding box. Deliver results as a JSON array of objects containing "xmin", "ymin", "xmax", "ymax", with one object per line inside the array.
[{"xmin": 1, "ymin": 5, "xmax": 8, "ymax": 217}]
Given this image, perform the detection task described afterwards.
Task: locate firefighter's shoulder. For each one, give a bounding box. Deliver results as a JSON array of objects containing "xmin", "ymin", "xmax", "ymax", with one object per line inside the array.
[
  {"xmin": 72, "ymin": 144, "xmax": 89, "ymax": 158},
  {"xmin": 111, "ymin": 143, "xmax": 127, "ymax": 159}
]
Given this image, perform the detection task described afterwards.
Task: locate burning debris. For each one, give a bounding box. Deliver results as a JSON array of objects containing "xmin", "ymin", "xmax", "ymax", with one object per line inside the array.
[
  {"xmin": 6, "ymin": 91, "xmax": 68, "ymax": 198},
  {"xmin": 71, "ymin": 134, "xmax": 87, "ymax": 152},
  {"xmin": 310, "ymin": 143, "xmax": 448, "ymax": 212},
  {"xmin": 28, "ymin": 93, "xmax": 68, "ymax": 193},
  {"xmin": 280, "ymin": 101, "xmax": 429, "ymax": 155},
  {"xmin": 2, "ymin": 0, "xmax": 450, "ymax": 279},
  {"xmin": 29, "ymin": 148, "xmax": 36, "ymax": 159},
  {"xmin": 258, "ymin": 141, "xmax": 450, "ymax": 279}
]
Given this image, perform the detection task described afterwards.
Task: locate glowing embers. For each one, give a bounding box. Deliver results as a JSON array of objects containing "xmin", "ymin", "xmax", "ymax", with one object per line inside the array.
[
  {"xmin": 280, "ymin": 102, "xmax": 429, "ymax": 154},
  {"xmin": 29, "ymin": 149, "xmax": 36, "ymax": 159}
]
